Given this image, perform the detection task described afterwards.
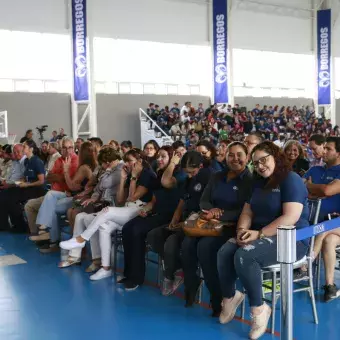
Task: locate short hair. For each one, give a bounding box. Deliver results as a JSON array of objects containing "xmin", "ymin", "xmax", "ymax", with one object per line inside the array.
[
  {"xmin": 172, "ymin": 140, "xmax": 185, "ymax": 150},
  {"xmin": 309, "ymin": 134, "xmax": 326, "ymax": 146},
  {"xmin": 88, "ymin": 137, "xmax": 103, "ymax": 147},
  {"xmin": 248, "ymin": 132, "xmax": 265, "ymax": 143},
  {"xmin": 26, "ymin": 129, "xmax": 33, "ymax": 135},
  {"xmin": 42, "ymin": 140, "xmax": 49, "ymax": 146},
  {"xmin": 77, "ymin": 137, "xmax": 84, "ymax": 142},
  {"xmin": 181, "ymin": 151, "xmax": 203, "ymax": 169},
  {"xmin": 49, "ymin": 142, "xmax": 59, "ymax": 150},
  {"xmin": 326, "ymin": 137, "xmax": 340, "ymax": 153},
  {"xmin": 62, "ymin": 136, "xmax": 74, "ymax": 147},
  {"xmin": 121, "ymin": 140, "xmax": 132, "ymax": 149},
  {"xmin": 227, "ymin": 141, "xmax": 248, "ymax": 155},
  {"xmin": 98, "ymin": 147, "xmax": 122, "ymax": 164},
  {"xmin": 283, "ymin": 140, "xmax": 304, "ymax": 159}
]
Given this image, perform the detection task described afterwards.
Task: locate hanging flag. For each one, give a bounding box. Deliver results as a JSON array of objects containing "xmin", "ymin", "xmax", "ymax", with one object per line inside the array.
[
  {"xmin": 212, "ymin": 0, "xmax": 228, "ymax": 104},
  {"xmin": 317, "ymin": 9, "xmax": 331, "ymax": 105},
  {"xmin": 71, "ymin": 0, "xmax": 89, "ymax": 102}
]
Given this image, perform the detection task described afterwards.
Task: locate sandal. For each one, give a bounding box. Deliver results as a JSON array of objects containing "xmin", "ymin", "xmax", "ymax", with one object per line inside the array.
[{"xmin": 58, "ymin": 256, "xmax": 81, "ymax": 268}]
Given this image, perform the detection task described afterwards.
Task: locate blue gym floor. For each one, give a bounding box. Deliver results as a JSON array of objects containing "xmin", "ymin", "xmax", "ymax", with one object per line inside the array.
[{"xmin": 0, "ymin": 233, "xmax": 340, "ymax": 340}]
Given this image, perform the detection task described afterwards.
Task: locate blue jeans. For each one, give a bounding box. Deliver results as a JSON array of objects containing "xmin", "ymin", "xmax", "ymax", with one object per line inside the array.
[
  {"xmin": 217, "ymin": 235, "xmax": 308, "ymax": 307},
  {"xmin": 36, "ymin": 191, "xmax": 73, "ymax": 242}
]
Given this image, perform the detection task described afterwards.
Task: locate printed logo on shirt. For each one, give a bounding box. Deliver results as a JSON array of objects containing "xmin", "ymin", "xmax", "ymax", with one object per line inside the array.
[
  {"xmin": 272, "ymin": 188, "xmax": 280, "ymax": 193},
  {"xmin": 194, "ymin": 183, "xmax": 202, "ymax": 192},
  {"xmin": 326, "ymin": 177, "xmax": 334, "ymax": 181},
  {"xmin": 233, "ymin": 186, "xmax": 239, "ymax": 191}
]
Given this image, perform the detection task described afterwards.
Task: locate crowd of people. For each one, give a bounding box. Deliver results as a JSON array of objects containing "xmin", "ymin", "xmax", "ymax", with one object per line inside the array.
[
  {"xmin": 1, "ymin": 105, "xmax": 340, "ymax": 339},
  {"xmin": 147, "ymin": 102, "xmax": 339, "ymax": 150}
]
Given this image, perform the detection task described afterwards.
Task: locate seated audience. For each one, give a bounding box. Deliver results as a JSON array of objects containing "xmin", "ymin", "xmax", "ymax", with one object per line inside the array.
[
  {"xmin": 50, "ymin": 130, "xmax": 58, "ymax": 142},
  {"xmin": 59, "ymin": 148, "xmax": 155, "ymax": 280},
  {"xmin": 30, "ymin": 140, "xmax": 96, "ymax": 252},
  {"xmin": 39, "ymin": 141, "xmax": 49, "ymax": 166},
  {"xmin": 0, "ymin": 140, "xmax": 46, "ymax": 233},
  {"xmin": 172, "ymin": 140, "xmax": 187, "ymax": 158},
  {"xmin": 147, "ymin": 151, "xmax": 212, "ymax": 296},
  {"xmin": 182, "ymin": 142, "xmax": 253, "ymax": 315},
  {"xmin": 143, "ymin": 140, "xmax": 159, "ymax": 170},
  {"xmin": 20, "ymin": 129, "xmax": 34, "ymax": 144},
  {"xmin": 284, "ymin": 140, "xmax": 309, "ymax": 176},
  {"xmin": 75, "ymin": 137, "xmax": 84, "ymax": 154},
  {"xmin": 303, "ymin": 137, "xmax": 340, "ymax": 302},
  {"xmin": 215, "ymin": 140, "xmax": 229, "ymax": 170},
  {"xmin": 196, "ymin": 140, "xmax": 223, "ymax": 172},
  {"xmin": 0, "ymin": 145, "xmax": 13, "ymax": 180},
  {"xmin": 121, "ymin": 140, "xmax": 133, "ymax": 154},
  {"xmin": 308, "ymin": 134, "xmax": 325, "ymax": 167},
  {"xmin": 46, "ymin": 142, "xmax": 61, "ymax": 173},
  {"xmin": 108, "ymin": 139, "xmax": 120, "ymax": 152},
  {"xmin": 217, "ymin": 141, "xmax": 309, "ymax": 339}
]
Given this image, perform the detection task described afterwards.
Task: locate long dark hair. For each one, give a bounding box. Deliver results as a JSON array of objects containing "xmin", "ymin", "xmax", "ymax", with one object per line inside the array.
[
  {"xmin": 156, "ymin": 145, "xmax": 174, "ymax": 176},
  {"xmin": 181, "ymin": 151, "xmax": 203, "ymax": 169},
  {"xmin": 251, "ymin": 141, "xmax": 291, "ymax": 190},
  {"xmin": 78, "ymin": 141, "xmax": 97, "ymax": 171}
]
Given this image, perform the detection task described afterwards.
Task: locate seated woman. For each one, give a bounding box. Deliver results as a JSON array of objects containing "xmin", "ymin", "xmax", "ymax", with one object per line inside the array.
[
  {"xmin": 121, "ymin": 140, "xmax": 133, "ymax": 154},
  {"xmin": 0, "ymin": 140, "xmax": 46, "ymax": 233},
  {"xmin": 196, "ymin": 140, "xmax": 224, "ymax": 172},
  {"xmin": 182, "ymin": 142, "xmax": 253, "ymax": 316},
  {"xmin": 143, "ymin": 140, "xmax": 159, "ymax": 170},
  {"xmin": 32, "ymin": 141, "xmax": 96, "ymax": 252},
  {"xmin": 217, "ymin": 141, "xmax": 309, "ymax": 339},
  {"xmin": 215, "ymin": 140, "xmax": 230, "ymax": 170},
  {"xmin": 283, "ymin": 140, "xmax": 309, "ymax": 177},
  {"xmin": 59, "ymin": 149, "xmax": 155, "ymax": 280},
  {"xmin": 120, "ymin": 146, "xmax": 187, "ymax": 290},
  {"xmin": 147, "ymin": 151, "xmax": 212, "ymax": 296}
]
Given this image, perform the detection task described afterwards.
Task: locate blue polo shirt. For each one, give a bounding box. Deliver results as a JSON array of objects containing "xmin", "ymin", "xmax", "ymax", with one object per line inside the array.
[
  {"xmin": 249, "ymin": 171, "xmax": 309, "ymax": 231},
  {"xmin": 24, "ymin": 155, "xmax": 45, "ymax": 183},
  {"xmin": 152, "ymin": 169, "xmax": 187, "ymax": 215},
  {"xmin": 303, "ymin": 165, "xmax": 340, "ymax": 221}
]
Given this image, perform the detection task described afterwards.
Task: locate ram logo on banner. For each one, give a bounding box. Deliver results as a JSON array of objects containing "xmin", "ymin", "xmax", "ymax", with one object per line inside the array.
[
  {"xmin": 72, "ymin": 0, "xmax": 89, "ymax": 102},
  {"xmin": 213, "ymin": 0, "xmax": 228, "ymax": 104},
  {"xmin": 317, "ymin": 9, "xmax": 331, "ymax": 106}
]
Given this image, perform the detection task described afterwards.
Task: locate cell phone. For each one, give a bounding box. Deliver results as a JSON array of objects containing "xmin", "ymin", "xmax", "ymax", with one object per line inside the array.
[{"xmin": 240, "ymin": 231, "xmax": 251, "ymax": 241}]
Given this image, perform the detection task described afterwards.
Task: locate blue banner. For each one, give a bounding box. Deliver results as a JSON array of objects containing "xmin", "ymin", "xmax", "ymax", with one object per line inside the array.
[
  {"xmin": 296, "ymin": 217, "xmax": 340, "ymax": 242},
  {"xmin": 72, "ymin": 0, "xmax": 89, "ymax": 102},
  {"xmin": 212, "ymin": 0, "xmax": 228, "ymax": 104},
  {"xmin": 317, "ymin": 9, "xmax": 331, "ymax": 105}
]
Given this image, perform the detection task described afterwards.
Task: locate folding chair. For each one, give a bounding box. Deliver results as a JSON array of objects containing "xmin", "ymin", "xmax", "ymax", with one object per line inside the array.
[{"xmin": 241, "ymin": 198, "xmax": 321, "ymax": 334}]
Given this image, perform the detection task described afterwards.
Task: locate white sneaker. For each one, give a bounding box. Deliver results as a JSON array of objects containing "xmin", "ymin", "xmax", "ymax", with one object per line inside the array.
[
  {"xmin": 219, "ymin": 290, "xmax": 245, "ymax": 324},
  {"xmin": 249, "ymin": 303, "xmax": 272, "ymax": 340},
  {"xmin": 59, "ymin": 238, "xmax": 85, "ymax": 250},
  {"xmin": 90, "ymin": 268, "xmax": 112, "ymax": 281}
]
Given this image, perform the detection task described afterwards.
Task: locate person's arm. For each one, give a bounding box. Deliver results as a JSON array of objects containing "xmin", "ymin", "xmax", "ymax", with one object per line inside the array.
[
  {"xmin": 139, "ymin": 195, "xmax": 156, "ymax": 217},
  {"xmin": 169, "ymin": 199, "xmax": 185, "ymax": 228},
  {"xmin": 199, "ymin": 175, "xmax": 216, "ymax": 211},
  {"xmin": 161, "ymin": 153, "xmax": 181, "ymax": 189},
  {"xmin": 64, "ymin": 164, "xmax": 91, "ymax": 192},
  {"xmin": 46, "ymin": 173, "xmax": 64, "ymax": 183},
  {"xmin": 20, "ymin": 173, "xmax": 45, "ymax": 188},
  {"xmin": 306, "ymin": 178, "xmax": 340, "ymax": 197},
  {"xmin": 236, "ymin": 203, "xmax": 253, "ymax": 232}
]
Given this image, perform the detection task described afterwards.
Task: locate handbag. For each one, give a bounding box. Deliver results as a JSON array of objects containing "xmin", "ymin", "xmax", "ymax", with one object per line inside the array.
[{"xmin": 182, "ymin": 212, "xmax": 225, "ymax": 237}]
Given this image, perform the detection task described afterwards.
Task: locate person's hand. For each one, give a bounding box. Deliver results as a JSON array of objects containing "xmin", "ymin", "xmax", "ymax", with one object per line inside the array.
[
  {"xmin": 100, "ymin": 206, "xmax": 110, "ymax": 214},
  {"xmin": 237, "ymin": 230, "xmax": 260, "ymax": 246},
  {"xmin": 170, "ymin": 152, "xmax": 181, "ymax": 167},
  {"xmin": 201, "ymin": 208, "xmax": 223, "ymax": 220},
  {"xmin": 81, "ymin": 198, "xmax": 96, "ymax": 207},
  {"xmin": 63, "ymin": 157, "xmax": 71, "ymax": 173},
  {"xmin": 139, "ymin": 209, "xmax": 148, "ymax": 218},
  {"xmin": 121, "ymin": 165, "xmax": 129, "ymax": 181},
  {"xmin": 131, "ymin": 162, "xmax": 143, "ymax": 178},
  {"xmin": 19, "ymin": 182, "xmax": 29, "ymax": 188},
  {"xmin": 169, "ymin": 215, "xmax": 181, "ymax": 229}
]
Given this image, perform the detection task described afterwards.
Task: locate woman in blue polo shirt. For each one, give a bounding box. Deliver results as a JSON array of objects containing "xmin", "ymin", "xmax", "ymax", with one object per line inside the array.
[
  {"xmin": 0, "ymin": 140, "xmax": 46, "ymax": 232},
  {"xmin": 217, "ymin": 141, "xmax": 309, "ymax": 340},
  {"xmin": 182, "ymin": 142, "xmax": 253, "ymax": 316},
  {"xmin": 120, "ymin": 145, "xmax": 186, "ymax": 290}
]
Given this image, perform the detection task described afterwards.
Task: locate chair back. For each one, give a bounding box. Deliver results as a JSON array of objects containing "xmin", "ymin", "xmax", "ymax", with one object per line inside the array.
[{"xmin": 307, "ymin": 198, "xmax": 322, "ymax": 256}]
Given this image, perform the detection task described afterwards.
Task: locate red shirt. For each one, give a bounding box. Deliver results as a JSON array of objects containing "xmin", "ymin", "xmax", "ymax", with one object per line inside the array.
[{"xmin": 50, "ymin": 153, "xmax": 78, "ymax": 192}]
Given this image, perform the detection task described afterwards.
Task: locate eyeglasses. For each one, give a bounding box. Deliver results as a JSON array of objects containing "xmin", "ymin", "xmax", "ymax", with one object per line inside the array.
[
  {"xmin": 253, "ymin": 154, "xmax": 271, "ymax": 168},
  {"xmin": 200, "ymin": 150, "xmax": 210, "ymax": 156},
  {"xmin": 62, "ymin": 146, "xmax": 74, "ymax": 151}
]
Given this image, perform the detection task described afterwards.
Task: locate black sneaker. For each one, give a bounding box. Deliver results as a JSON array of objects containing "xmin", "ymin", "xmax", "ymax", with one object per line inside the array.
[
  {"xmin": 124, "ymin": 280, "xmax": 139, "ymax": 291},
  {"xmin": 323, "ymin": 284, "xmax": 340, "ymax": 303},
  {"xmin": 39, "ymin": 242, "xmax": 59, "ymax": 254}
]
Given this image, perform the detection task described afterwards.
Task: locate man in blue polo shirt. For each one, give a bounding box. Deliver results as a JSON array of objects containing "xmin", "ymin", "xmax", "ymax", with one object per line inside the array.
[{"xmin": 303, "ymin": 136, "xmax": 340, "ymax": 302}]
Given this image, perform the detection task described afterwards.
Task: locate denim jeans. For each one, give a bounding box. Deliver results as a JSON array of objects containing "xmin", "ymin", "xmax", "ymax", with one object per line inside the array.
[
  {"xmin": 36, "ymin": 190, "xmax": 73, "ymax": 242},
  {"xmin": 217, "ymin": 235, "xmax": 308, "ymax": 307}
]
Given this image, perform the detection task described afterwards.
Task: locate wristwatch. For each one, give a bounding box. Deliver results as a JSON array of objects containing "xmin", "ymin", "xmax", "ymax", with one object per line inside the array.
[{"xmin": 131, "ymin": 176, "xmax": 137, "ymax": 181}]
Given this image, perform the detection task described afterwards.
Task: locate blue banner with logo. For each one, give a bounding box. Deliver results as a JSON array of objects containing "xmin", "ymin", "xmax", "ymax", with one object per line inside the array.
[
  {"xmin": 212, "ymin": 0, "xmax": 228, "ymax": 104},
  {"xmin": 72, "ymin": 0, "xmax": 89, "ymax": 102},
  {"xmin": 317, "ymin": 9, "xmax": 331, "ymax": 105}
]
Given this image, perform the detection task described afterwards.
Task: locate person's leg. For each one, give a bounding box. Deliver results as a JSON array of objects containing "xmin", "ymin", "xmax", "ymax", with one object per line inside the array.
[
  {"xmin": 24, "ymin": 196, "xmax": 45, "ymax": 234},
  {"xmin": 67, "ymin": 207, "xmax": 82, "ymax": 231},
  {"xmin": 321, "ymin": 232, "xmax": 340, "ymax": 302},
  {"xmin": 123, "ymin": 213, "xmax": 173, "ymax": 287},
  {"xmin": 197, "ymin": 236, "xmax": 230, "ymax": 314},
  {"xmin": 163, "ymin": 230, "xmax": 184, "ymax": 280},
  {"xmin": 146, "ymin": 226, "xmax": 172, "ymax": 259}
]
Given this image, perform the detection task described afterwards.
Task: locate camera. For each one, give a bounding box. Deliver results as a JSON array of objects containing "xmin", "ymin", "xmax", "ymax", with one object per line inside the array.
[{"xmin": 36, "ymin": 125, "xmax": 48, "ymax": 140}]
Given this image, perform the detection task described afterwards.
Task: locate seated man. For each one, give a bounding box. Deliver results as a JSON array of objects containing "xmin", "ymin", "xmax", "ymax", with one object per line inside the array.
[{"xmin": 303, "ymin": 136, "xmax": 340, "ymax": 302}]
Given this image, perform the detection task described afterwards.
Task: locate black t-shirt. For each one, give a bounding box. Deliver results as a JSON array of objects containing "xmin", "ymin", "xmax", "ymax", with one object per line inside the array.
[
  {"xmin": 24, "ymin": 155, "xmax": 45, "ymax": 183},
  {"xmin": 181, "ymin": 167, "xmax": 213, "ymax": 219}
]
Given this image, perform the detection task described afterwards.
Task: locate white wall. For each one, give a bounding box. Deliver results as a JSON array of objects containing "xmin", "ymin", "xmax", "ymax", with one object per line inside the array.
[{"xmin": 230, "ymin": 9, "xmax": 312, "ymax": 55}]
